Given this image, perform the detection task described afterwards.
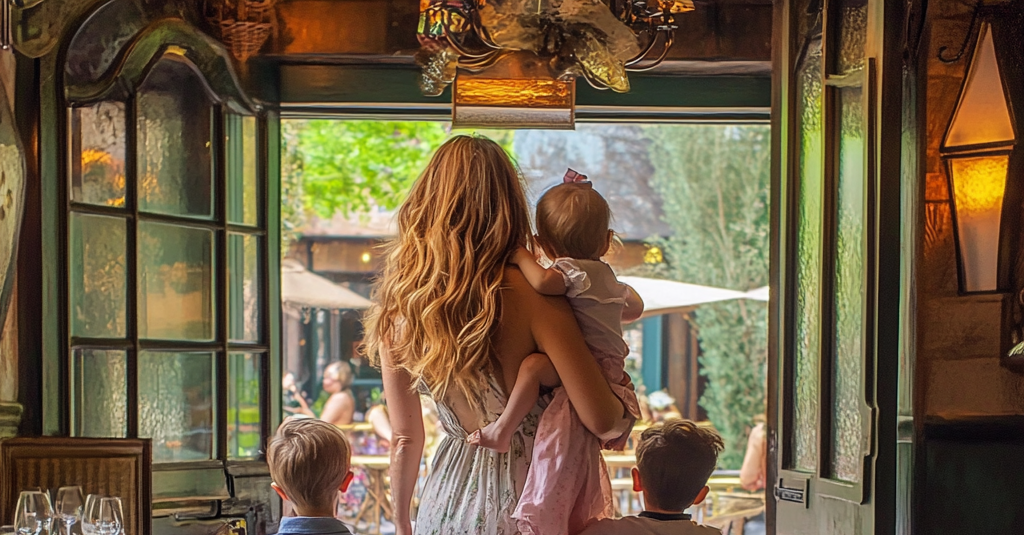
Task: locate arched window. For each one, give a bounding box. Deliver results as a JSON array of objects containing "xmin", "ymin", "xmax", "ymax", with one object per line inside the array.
[{"xmin": 62, "ymin": 8, "xmax": 278, "ymax": 503}]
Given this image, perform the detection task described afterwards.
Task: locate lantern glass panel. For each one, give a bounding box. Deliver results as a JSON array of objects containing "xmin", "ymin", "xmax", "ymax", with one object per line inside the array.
[
  {"xmin": 950, "ymin": 154, "xmax": 1009, "ymax": 292},
  {"xmin": 944, "ymin": 24, "xmax": 1015, "ymax": 149}
]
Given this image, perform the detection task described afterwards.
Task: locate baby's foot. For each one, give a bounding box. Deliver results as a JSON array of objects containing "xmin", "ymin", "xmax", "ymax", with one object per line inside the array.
[{"xmin": 465, "ymin": 424, "xmax": 512, "ymax": 453}]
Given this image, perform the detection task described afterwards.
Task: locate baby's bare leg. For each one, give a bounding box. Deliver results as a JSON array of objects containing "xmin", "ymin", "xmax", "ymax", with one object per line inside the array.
[{"xmin": 467, "ymin": 353, "xmax": 560, "ymax": 453}]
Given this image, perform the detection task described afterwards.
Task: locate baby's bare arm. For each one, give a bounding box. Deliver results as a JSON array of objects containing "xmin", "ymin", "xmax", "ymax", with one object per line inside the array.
[
  {"xmin": 511, "ymin": 247, "xmax": 567, "ymax": 296},
  {"xmin": 622, "ymin": 284, "xmax": 644, "ymax": 323}
]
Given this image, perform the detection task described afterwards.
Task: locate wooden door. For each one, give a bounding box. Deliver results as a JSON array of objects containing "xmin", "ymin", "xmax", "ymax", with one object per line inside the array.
[{"xmin": 768, "ymin": 0, "xmax": 908, "ymax": 531}]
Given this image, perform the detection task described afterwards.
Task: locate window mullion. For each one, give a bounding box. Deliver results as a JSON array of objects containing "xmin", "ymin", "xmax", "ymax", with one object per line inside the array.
[
  {"xmin": 216, "ymin": 107, "xmax": 230, "ymax": 462},
  {"xmin": 126, "ymin": 93, "xmax": 140, "ymax": 439}
]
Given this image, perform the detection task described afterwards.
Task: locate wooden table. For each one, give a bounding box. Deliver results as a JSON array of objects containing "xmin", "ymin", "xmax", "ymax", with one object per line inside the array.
[{"xmin": 351, "ymin": 455, "xmax": 393, "ymax": 534}]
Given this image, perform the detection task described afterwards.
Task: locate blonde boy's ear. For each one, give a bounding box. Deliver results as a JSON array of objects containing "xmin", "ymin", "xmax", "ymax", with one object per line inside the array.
[
  {"xmin": 339, "ymin": 471, "xmax": 355, "ymax": 493},
  {"xmin": 270, "ymin": 482, "xmax": 289, "ymax": 502},
  {"xmin": 631, "ymin": 467, "xmax": 644, "ymax": 493},
  {"xmin": 692, "ymin": 485, "xmax": 710, "ymax": 505}
]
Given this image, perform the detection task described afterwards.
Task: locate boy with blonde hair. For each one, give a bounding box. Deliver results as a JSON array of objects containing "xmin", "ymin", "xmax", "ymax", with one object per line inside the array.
[
  {"xmin": 582, "ymin": 419, "xmax": 725, "ymax": 535},
  {"xmin": 268, "ymin": 418, "xmax": 356, "ymax": 535}
]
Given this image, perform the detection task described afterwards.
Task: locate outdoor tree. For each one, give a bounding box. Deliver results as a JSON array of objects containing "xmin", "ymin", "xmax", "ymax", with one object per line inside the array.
[
  {"xmin": 281, "ymin": 120, "xmax": 513, "ymax": 251},
  {"xmin": 642, "ymin": 124, "xmax": 771, "ymax": 468}
]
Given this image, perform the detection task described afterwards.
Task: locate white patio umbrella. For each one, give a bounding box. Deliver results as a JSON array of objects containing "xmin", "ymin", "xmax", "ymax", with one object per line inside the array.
[
  {"xmin": 281, "ymin": 259, "xmax": 372, "ymax": 311},
  {"xmin": 744, "ymin": 286, "xmax": 770, "ymax": 302},
  {"xmin": 618, "ymin": 276, "xmax": 749, "ymax": 319}
]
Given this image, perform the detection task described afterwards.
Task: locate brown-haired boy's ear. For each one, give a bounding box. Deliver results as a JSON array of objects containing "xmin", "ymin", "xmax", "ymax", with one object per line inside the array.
[
  {"xmin": 339, "ymin": 471, "xmax": 355, "ymax": 493},
  {"xmin": 271, "ymin": 482, "xmax": 288, "ymax": 502},
  {"xmin": 692, "ymin": 485, "xmax": 710, "ymax": 505},
  {"xmin": 631, "ymin": 467, "xmax": 644, "ymax": 493}
]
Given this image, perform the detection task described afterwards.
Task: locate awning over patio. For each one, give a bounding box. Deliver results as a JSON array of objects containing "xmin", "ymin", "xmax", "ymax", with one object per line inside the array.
[
  {"xmin": 282, "ymin": 259, "xmax": 372, "ymax": 311},
  {"xmin": 618, "ymin": 276, "xmax": 756, "ymax": 318}
]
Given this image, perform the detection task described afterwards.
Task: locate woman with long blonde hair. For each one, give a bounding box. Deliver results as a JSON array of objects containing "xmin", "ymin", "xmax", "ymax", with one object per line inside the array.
[{"xmin": 364, "ymin": 136, "xmax": 631, "ymax": 535}]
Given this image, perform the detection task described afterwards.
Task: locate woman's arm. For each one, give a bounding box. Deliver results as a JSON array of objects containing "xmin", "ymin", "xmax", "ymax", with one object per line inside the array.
[
  {"xmin": 381, "ymin": 347, "xmax": 425, "ymax": 535},
  {"xmin": 367, "ymin": 405, "xmax": 394, "ymax": 444},
  {"xmin": 511, "ymin": 247, "xmax": 567, "ymax": 296},
  {"xmin": 529, "ymin": 290, "xmax": 630, "ymax": 440},
  {"xmin": 621, "ymin": 285, "xmax": 644, "ymax": 324},
  {"xmin": 740, "ymin": 423, "xmax": 766, "ymax": 491},
  {"xmin": 320, "ymin": 392, "xmax": 355, "ymax": 425}
]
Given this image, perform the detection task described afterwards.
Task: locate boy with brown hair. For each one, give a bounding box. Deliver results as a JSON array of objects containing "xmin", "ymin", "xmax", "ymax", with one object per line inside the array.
[
  {"xmin": 268, "ymin": 418, "xmax": 356, "ymax": 535},
  {"xmin": 582, "ymin": 419, "xmax": 725, "ymax": 535}
]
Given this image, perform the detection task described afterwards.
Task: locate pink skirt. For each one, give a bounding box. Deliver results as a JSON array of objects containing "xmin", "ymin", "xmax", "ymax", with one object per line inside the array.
[{"xmin": 512, "ymin": 387, "xmax": 616, "ymax": 535}]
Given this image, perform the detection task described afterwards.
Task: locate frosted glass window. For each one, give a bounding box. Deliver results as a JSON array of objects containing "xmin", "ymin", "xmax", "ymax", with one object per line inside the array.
[
  {"xmin": 69, "ymin": 102, "xmax": 126, "ymax": 207},
  {"xmin": 138, "ymin": 222, "xmax": 214, "ymax": 341},
  {"xmin": 792, "ymin": 41, "xmax": 824, "ymax": 472},
  {"xmin": 73, "ymin": 349, "xmax": 127, "ymax": 438},
  {"xmin": 137, "ymin": 55, "xmax": 214, "ymax": 218},
  {"xmin": 831, "ymin": 85, "xmax": 867, "ymax": 482},
  {"xmin": 139, "ymin": 352, "xmax": 215, "ymax": 462},
  {"xmin": 70, "ymin": 213, "xmax": 126, "ymax": 338}
]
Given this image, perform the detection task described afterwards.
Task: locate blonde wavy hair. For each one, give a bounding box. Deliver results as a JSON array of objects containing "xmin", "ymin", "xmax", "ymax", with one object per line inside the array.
[{"xmin": 363, "ymin": 135, "xmax": 532, "ymax": 410}]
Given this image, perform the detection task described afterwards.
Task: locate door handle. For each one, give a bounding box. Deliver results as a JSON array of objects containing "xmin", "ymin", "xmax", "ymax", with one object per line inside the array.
[{"xmin": 774, "ymin": 477, "xmax": 809, "ymax": 508}]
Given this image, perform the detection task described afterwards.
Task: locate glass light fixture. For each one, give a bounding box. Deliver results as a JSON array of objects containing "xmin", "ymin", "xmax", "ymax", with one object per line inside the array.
[
  {"xmin": 941, "ymin": 22, "xmax": 1016, "ymax": 294},
  {"xmin": 452, "ymin": 51, "xmax": 575, "ymax": 129}
]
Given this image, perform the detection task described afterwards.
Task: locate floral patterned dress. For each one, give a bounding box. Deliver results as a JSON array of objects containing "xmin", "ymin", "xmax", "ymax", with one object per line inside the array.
[{"xmin": 414, "ymin": 378, "xmax": 545, "ymax": 535}]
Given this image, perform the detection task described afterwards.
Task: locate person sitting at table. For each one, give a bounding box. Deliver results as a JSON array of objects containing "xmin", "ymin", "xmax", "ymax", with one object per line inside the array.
[
  {"xmin": 268, "ymin": 418, "xmax": 356, "ymax": 535},
  {"xmin": 580, "ymin": 419, "xmax": 724, "ymax": 535},
  {"xmin": 293, "ymin": 361, "xmax": 357, "ymax": 426}
]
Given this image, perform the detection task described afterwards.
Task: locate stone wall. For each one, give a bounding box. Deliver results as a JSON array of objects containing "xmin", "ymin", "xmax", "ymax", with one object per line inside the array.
[{"xmin": 918, "ymin": 0, "xmax": 1024, "ymax": 417}]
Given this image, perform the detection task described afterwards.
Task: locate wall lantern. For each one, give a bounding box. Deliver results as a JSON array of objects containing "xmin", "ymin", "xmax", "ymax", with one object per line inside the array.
[{"xmin": 941, "ymin": 21, "xmax": 1016, "ymax": 294}]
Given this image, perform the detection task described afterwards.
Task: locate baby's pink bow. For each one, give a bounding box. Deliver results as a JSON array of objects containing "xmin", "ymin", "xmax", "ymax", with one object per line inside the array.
[{"xmin": 563, "ymin": 168, "xmax": 590, "ymax": 185}]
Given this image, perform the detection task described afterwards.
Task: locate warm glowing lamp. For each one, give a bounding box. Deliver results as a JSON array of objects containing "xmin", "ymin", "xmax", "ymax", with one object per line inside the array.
[
  {"xmin": 942, "ymin": 22, "xmax": 1016, "ymax": 294},
  {"xmin": 453, "ymin": 51, "xmax": 575, "ymax": 129}
]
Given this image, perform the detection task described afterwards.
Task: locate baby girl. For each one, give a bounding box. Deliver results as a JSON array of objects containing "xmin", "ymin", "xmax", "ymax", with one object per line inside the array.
[{"xmin": 467, "ymin": 169, "xmax": 643, "ymax": 535}]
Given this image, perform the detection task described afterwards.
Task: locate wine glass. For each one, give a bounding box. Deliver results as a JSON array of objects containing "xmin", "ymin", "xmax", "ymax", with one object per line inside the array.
[
  {"xmin": 14, "ymin": 491, "xmax": 53, "ymax": 535},
  {"xmin": 82, "ymin": 495, "xmax": 103, "ymax": 535},
  {"xmin": 55, "ymin": 487, "xmax": 84, "ymax": 535},
  {"xmin": 95, "ymin": 498, "xmax": 123, "ymax": 535}
]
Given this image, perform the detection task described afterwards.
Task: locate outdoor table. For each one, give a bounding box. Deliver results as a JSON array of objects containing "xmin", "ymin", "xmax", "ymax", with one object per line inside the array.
[{"xmin": 351, "ymin": 454, "xmax": 393, "ymax": 534}]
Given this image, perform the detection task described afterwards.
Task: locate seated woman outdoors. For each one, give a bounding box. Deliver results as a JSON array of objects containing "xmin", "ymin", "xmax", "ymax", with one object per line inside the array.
[
  {"xmin": 287, "ymin": 361, "xmax": 356, "ymax": 426},
  {"xmin": 364, "ymin": 136, "xmax": 635, "ymax": 535}
]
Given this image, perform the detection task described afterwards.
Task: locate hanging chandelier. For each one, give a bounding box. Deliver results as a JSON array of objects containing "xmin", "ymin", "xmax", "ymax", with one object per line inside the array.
[{"xmin": 416, "ymin": 0, "xmax": 694, "ymax": 99}]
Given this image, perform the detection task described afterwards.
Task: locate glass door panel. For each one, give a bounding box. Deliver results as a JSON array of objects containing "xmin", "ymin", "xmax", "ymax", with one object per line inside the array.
[
  {"xmin": 792, "ymin": 39, "xmax": 825, "ymax": 472},
  {"xmin": 830, "ymin": 83, "xmax": 868, "ymax": 483}
]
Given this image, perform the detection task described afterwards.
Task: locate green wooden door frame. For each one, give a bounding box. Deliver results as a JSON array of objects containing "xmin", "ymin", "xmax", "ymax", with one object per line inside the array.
[{"xmin": 272, "ymin": 64, "xmax": 771, "ymax": 122}]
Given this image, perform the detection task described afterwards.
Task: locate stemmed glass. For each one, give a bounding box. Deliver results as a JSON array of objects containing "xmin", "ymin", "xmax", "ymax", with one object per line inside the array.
[
  {"xmin": 14, "ymin": 491, "xmax": 53, "ymax": 535},
  {"xmin": 55, "ymin": 487, "xmax": 84, "ymax": 535},
  {"xmin": 81, "ymin": 495, "xmax": 102, "ymax": 535},
  {"xmin": 92, "ymin": 498, "xmax": 123, "ymax": 535}
]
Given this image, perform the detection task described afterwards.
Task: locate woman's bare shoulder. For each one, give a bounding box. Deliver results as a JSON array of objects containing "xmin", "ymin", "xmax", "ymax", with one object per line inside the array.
[{"xmin": 502, "ymin": 265, "xmax": 576, "ymax": 325}]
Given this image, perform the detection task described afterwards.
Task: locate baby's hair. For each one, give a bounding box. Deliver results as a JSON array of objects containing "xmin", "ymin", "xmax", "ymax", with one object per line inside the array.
[
  {"xmin": 535, "ymin": 182, "xmax": 612, "ymax": 260},
  {"xmin": 267, "ymin": 418, "xmax": 351, "ymax": 511},
  {"xmin": 636, "ymin": 419, "xmax": 724, "ymax": 510}
]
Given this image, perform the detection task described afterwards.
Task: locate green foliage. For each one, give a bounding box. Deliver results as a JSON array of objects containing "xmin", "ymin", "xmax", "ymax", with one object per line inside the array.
[
  {"xmin": 280, "ymin": 120, "xmax": 515, "ymax": 252},
  {"xmin": 295, "ymin": 121, "xmax": 451, "ymax": 218},
  {"xmin": 642, "ymin": 125, "xmax": 771, "ymax": 468}
]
